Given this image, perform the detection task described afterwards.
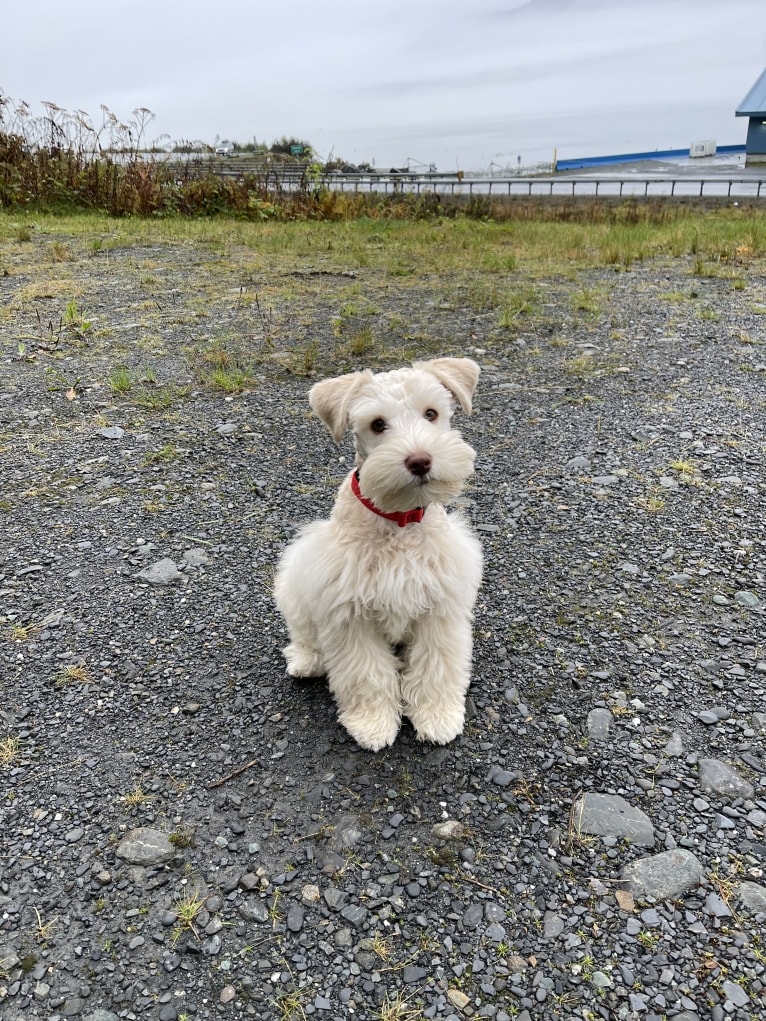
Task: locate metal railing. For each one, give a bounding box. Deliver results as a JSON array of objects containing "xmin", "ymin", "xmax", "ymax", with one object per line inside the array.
[
  {"xmin": 311, "ymin": 173, "xmax": 766, "ymax": 199},
  {"xmin": 172, "ymin": 158, "xmax": 766, "ymax": 199}
]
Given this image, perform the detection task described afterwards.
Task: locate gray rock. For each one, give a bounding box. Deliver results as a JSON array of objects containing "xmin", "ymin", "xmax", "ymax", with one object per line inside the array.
[
  {"xmin": 737, "ymin": 881, "xmax": 766, "ymax": 913},
  {"xmin": 734, "ymin": 590, "xmax": 762, "ymax": 609},
  {"xmin": 240, "ymin": 899, "xmax": 269, "ymax": 923},
  {"xmin": 619, "ymin": 562, "xmax": 640, "ymax": 575},
  {"xmin": 323, "ymin": 888, "xmax": 347, "ymax": 911},
  {"xmin": 83, "ymin": 1013, "xmax": 120, "ymax": 1021},
  {"xmin": 61, "ymin": 998, "xmax": 86, "ymax": 1016},
  {"xmin": 665, "ymin": 732, "xmax": 684, "ymax": 756},
  {"xmin": 432, "ymin": 820, "xmax": 465, "ymax": 840},
  {"xmin": 115, "ymin": 828, "xmax": 176, "ymax": 865},
  {"xmin": 287, "ymin": 903, "xmax": 304, "ymax": 932},
  {"xmin": 698, "ymin": 711, "xmax": 720, "ymax": 726},
  {"xmin": 705, "ymin": 892, "xmax": 732, "ymax": 918},
  {"xmin": 462, "ymin": 903, "xmax": 484, "ymax": 929},
  {"xmin": 488, "ymin": 765, "xmax": 516, "ymax": 787},
  {"xmin": 721, "ymin": 980, "xmax": 749, "ymax": 1007},
  {"xmin": 134, "ymin": 558, "xmax": 184, "ymax": 586},
  {"xmin": 402, "ymin": 965, "xmax": 428, "ymax": 982},
  {"xmin": 484, "ymin": 901, "xmax": 506, "ymax": 922},
  {"xmin": 591, "ymin": 970, "xmax": 613, "ymax": 989},
  {"xmin": 329, "ymin": 814, "xmax": 363, "ymax": 850},
  {"xmin": 592, "ymin": 474, "xmax": 619, "ymax": 486},
  {"xmin": 97, "ymin": 426, "xmax": 125, "ymax": 439},
  {"xmin": 698, "ymin": 758, "xmax": 755, "ymax": 800},
  {"xmin": 586, "ymin": 707, "xmax": 613, "ymax": 740},
  {"xmin": 0, "ymin": 950, "xmax": 20, "ymax": 971},
  {"xmin": 564, "ymin": 455, "xmax": 591, "ymax": 471},
  {"xmin": 301, "ymin": 884, "xmax": 320, "ymax": 904},
  {"xmin": 340, "ymin": 903, "xmax": 367, "ymax": 927},
  {"xmin": 182, "ymin": 547, "xmax": 211, "ymax": 567},
  {"xmin": 575, "ymin": 793, "xmax": 655, "ymax": 847},
  {"xmin": 621, "ymin": 849, "xmax": 703, "ymax": 901},
  {"xmin": 215, "ymin": 421, "xmax": 238, "ymax": 436},
  {"xmin": 543, "ymin": 911, "xmax": 565, "ymax": 938}
]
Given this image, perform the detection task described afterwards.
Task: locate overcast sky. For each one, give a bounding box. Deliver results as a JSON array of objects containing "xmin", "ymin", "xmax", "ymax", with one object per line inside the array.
[{"xmin": 2, "ymin": 0, "xmax": 765, "ymax": 170}]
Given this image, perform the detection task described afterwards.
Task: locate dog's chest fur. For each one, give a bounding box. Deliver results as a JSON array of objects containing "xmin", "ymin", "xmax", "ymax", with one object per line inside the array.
[{"xmin": 333, "ymin": 510, "xmax": 478, "ymax": 643}]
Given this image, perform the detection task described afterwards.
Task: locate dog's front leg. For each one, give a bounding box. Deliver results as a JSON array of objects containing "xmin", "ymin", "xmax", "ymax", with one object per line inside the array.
[
  {"xmin": 321, "ymin": 617, "xmax": 402, "ymax": 752},
  {"xmin": 401, "ymin": 613, "xmax": 473, "ymax": 745}
]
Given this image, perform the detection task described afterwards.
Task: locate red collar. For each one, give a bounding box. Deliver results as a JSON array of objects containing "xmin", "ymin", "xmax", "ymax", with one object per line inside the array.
[{"xmin": 350, "ymin": 471, "xmax": 425, "ymax": 527}]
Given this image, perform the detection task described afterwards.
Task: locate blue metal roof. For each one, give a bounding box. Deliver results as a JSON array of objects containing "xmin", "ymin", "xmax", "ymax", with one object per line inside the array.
[{"xmin": 737, "ymin": 67, "xmax": 766, "ymax": 116}]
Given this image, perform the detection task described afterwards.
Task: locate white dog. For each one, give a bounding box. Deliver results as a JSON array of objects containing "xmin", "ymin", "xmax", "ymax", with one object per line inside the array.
[{"xmin": 274, "ymin": 357, "xmax": 482, "ymax": 751}]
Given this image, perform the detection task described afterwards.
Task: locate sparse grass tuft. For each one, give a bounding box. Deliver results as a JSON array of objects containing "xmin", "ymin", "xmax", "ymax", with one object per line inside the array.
[
  {"xmin": 273, "ymin": 989, "xmax": 308, "ymax": 1021},
  {"xmin": 348, "ymin": 326, "xmax": 375, "ymax": 355},
  {"xmin": 170, "ymin": 889, "xmax": 206, "ymax": 943},
  {"xmin": 0, "ymin": 735, "xmax": 21, "ymax": 766},
  {"xmin": 373, "ymin": 992, "xmax": 424, "ymax": 1021},
  {"xmin": 32, "ymin": 907, "xmax": 56, "ymax": 945},
  {"xmin": 209, "ymin": 365, "xmax": 257, "ymax": 392},
  {"xmin": 143, "ymin": 443, "xmax": 180, "ymax": 466},
  {"xmin": 123, "ymin": 786, "xmax": 148, "ymax": 808},
  {"xmin": 192, "ymin": 343, "xmax": 258, "ymax": 392},
  {"xmin": 52, "ymin": 664, "xmax": 89, "ymax": 688},
  {"xmin": 169, "ymin": 828, "xmax": 196, "ymax": 849},
  {"xmin": 108, "ymin": 365, "xmax": 134, "ymax": 393},
  {"xmin": 7, "ymin": 613, "xmax": 61, "ymax": 642}
]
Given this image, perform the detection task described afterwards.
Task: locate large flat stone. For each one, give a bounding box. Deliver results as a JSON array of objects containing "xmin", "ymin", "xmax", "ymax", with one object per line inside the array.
[
  {"xmin": 575, "ymin": 793, "xmax": 655, "ymax": 847},
  {"xmin": 621, "ymin": 849, "xmax": 704, "ymax": 901}
]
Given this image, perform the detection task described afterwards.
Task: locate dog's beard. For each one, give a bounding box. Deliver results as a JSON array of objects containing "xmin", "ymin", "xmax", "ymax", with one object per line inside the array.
[{"xmin": 358, "ymin": 432, "xmax": 475, "ymax": 513}]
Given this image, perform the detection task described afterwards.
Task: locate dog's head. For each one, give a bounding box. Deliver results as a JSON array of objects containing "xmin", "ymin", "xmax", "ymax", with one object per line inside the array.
[{"xmin": 309, "ymin": 358, "xmax": 480, "ymax": 511}]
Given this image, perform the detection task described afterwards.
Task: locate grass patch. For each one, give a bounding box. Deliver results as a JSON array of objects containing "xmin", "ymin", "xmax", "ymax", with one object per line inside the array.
[
  {"xmin": 108, "ymin": 365, "xmax": 134, "ymax": 394},
  {"xmin": 0, "ymin": 735, "xmax": 21, "ymax": 766},
  {"xmin": 373, "ymin": 993, "xmax": 424, "ymax": 1020},
  {"xmin": 191, "ymin": 342, "xmax": 259, "ymax": 392},
  {"xmin": 170, "ymin": 889, "xmax": 206, "ymax": 942},
  {"xmin": 143, "ymin": 443, "xmax": 181, "ymax": 466},
  {"xmin": 51, "ymin": 664, "xmax": 89, "ymax": 688}
]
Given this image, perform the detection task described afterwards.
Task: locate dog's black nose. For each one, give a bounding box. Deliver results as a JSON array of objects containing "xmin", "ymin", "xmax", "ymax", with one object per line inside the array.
[{"xmin": 405, "ymin": 452, "xmax": 432, "ymax": 478}]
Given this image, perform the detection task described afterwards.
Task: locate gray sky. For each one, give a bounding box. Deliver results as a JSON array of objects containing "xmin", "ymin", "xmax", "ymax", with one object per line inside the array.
[{"xmin": 3, "ymin": 0, "xmax": 765, "ymax": 170}]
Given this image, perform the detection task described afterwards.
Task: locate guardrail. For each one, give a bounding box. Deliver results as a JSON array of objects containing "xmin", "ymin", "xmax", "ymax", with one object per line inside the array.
[
  {"xmin": 207, "ymin": 164, "xmax": 766, "ymax": 199},
  {"xmin": 313, "ymin": 173, "xmax": 766, "ymax": 199}
]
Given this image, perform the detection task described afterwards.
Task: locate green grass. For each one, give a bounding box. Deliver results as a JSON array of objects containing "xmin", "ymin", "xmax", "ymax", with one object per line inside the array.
[
  {"xmin": 108, "ymin": 365, "xmax": 134, "ymax": 393},
  {"xmin": 3, "ymin": 208, "xmax": 766, "ymax": 282},
  {"xmin": 3, "ymin": 205, "xmax": 766, "ymax": 392}
]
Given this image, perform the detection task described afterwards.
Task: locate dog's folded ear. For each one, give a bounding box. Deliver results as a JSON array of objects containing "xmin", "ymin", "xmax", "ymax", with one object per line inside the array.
[
  {"xmin": 309, "ymin": 370, "xmax": 373, "ymax": 442},
  {"xmin": 413, "ymin": 357, "xmax": 480, "ymax": 414}
]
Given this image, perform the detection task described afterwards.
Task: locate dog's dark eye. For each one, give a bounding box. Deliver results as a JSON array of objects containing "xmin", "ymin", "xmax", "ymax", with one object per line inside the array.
[
  {"xmin": 370, "ymin": 418, "xmax": 387, "ymax": 433},
  {"xmin": 424, "ymin": 408, "xmax": 438, "ymax": 422}
]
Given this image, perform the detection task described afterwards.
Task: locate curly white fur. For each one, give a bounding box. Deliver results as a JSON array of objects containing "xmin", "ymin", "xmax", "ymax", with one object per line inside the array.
[{"xmin": 274, "ymin": 358, "xmax": 483, "ymax": 751}]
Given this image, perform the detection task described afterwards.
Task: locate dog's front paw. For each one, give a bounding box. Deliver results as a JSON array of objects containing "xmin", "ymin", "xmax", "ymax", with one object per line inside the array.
[
  {"xmin": 339, "ymin": 705, "xmax": 401, "ymax": 752},
  {"xmin": 283, "ymin": 643, "xmax": 325, "ymax": 678},
  {"xmin": 408, "ymin": 704, "xmax": 465, "ymax": 746}
]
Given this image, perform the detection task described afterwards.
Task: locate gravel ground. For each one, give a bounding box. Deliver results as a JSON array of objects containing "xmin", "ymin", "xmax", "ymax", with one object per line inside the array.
[{"xmin": 1, "ymin": 225, "xmax": 765, "ymax": 1021}]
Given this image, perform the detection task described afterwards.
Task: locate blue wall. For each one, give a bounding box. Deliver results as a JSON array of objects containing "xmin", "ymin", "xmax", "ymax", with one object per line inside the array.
[
  {"xmin": 745, "ymin": 120, "xmax": 766, "ymax": 155},
  {"xmin": 556, "ymin": 144, "xmax": 746, "ymax": 171}
]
